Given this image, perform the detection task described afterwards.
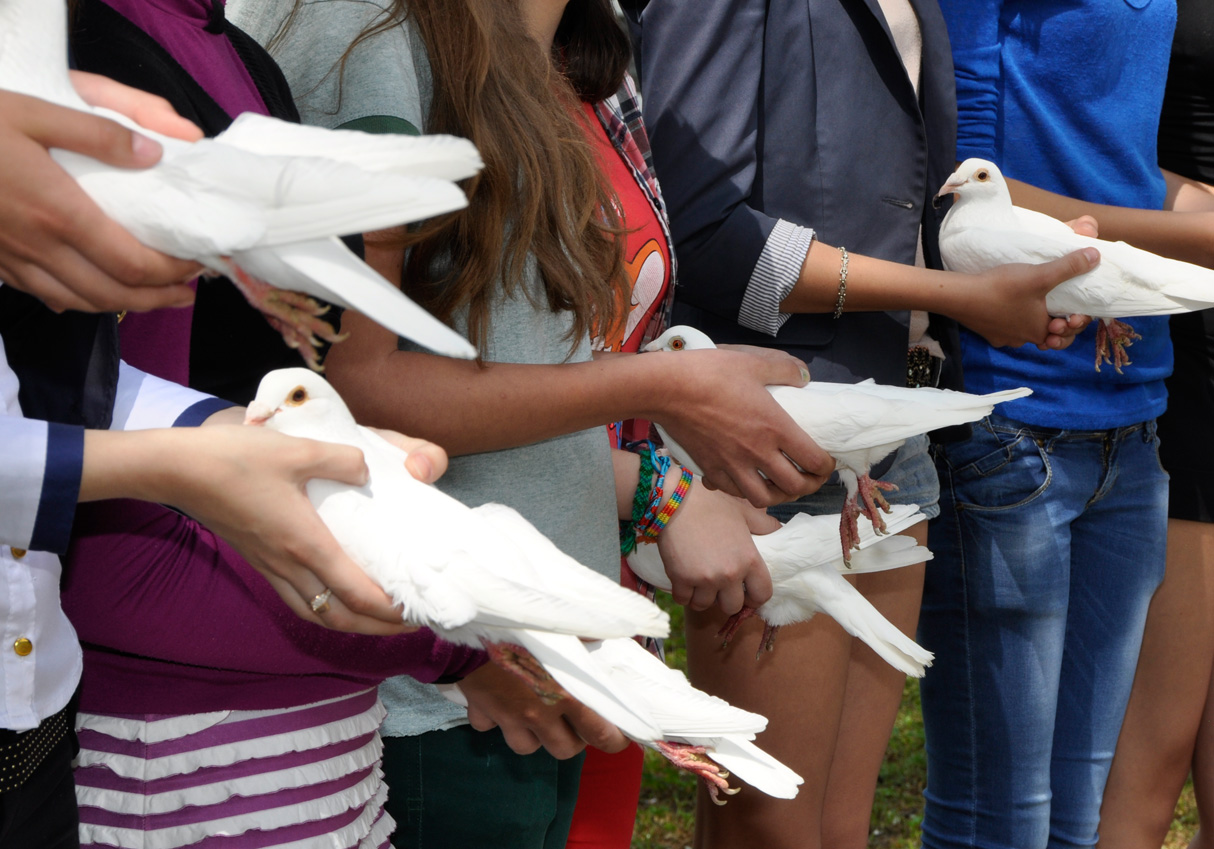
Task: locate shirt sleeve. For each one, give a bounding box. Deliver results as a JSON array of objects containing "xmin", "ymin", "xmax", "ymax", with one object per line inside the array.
[
  {"xmin": 0, "ymin": 418, "xmax": 84, "ymax": 553},
  {"xmin": 936, "ymin": 0, "xmax": 1004, "ymax": 161},
  {"xmin": 737, "ymin": 220, "xmax": 816, "ymax": 336},
  {"xmin": 237, "ymin": 0, "xmax": 427, "ymax": 132},
  {"xmin": 639, "ymin": 0, "xmax": 803, "ymax": 326},
  {"xmin": 111, "ymin": 361, "xmax": 235, "ymax": 431}
]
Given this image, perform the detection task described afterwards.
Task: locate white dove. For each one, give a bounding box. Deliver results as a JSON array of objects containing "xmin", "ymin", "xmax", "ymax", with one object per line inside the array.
[
  {"xmin": 936, "ymin": 158, "xmax": 1214, "ymax": 373},
  {"xmin": 628, "ymin": 503, "xmax": 935, "ymax": 676},
  {"xmin": 245, "ymin": 368, "xmax": 672, "ymax": 743},
  {"xmin": 442, "ymin": 634, "xmax": 804, "ymax": 804},
  {"xmin": 0, "ymin": 0, "xmax": 480, "ymax": 366},
  {"xmin": 644, "ymin": 326, "xmax": 1031, "ymax": 560}
]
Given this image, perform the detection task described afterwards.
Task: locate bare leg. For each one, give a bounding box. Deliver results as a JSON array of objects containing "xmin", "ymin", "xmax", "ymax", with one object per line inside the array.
[
  {"xmin": 822, "ymin": 524, "xmax": 927, "ymax": 849},
  {"xmin": 1192, "ymin": 657, "xmax": 1214, "ymax": 849},
  {"xmin": 1097, "ymin": 519, "xmax": 1214, "ymax": 849},
  {"xmin": 686, "ymin": 604, "xmax": 853, "ymax": 849}
]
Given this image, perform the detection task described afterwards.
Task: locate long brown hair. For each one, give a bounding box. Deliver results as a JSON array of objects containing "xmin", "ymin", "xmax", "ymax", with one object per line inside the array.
[{"xmin": 348, "ymin": 0, "xmax": 632, "ymax": 352}]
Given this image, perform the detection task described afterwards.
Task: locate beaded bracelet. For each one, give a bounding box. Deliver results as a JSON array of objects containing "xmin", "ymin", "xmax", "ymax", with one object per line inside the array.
[{"xmin": 637, "ymin": 464, "xmax": 694, "ymax": 541}]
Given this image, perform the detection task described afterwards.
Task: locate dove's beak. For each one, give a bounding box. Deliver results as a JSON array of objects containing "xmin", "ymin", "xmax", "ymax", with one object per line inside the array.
[
  {"xmin": 244, "ymin": 401, "xmax": 277, "ymax": 427},
  {"xmin": 935, "ymin": 175, "xmax": 966, "ymax": 199},
  {"xmin": 933, "ymin": 175, "xmax": 966, "ymax": 209}
]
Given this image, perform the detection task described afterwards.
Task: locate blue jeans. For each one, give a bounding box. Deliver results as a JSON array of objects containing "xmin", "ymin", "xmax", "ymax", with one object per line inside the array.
[{"xmin": 919, "ymin": 413, "xmax": 1168, "ymax": 849}]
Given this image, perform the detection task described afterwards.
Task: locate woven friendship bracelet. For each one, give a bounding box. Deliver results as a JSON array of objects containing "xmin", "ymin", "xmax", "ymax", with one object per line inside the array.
[
  {"xmin": 831, "ymin": 246, "xmax": 850, "ymax": 319},
  {"xmin": 638, "ymin": 464, "xmax": 694, "ymax": 540},
  {"xmin": 620, "ymin": 441, "xmax": 659, "ymax": 555}
]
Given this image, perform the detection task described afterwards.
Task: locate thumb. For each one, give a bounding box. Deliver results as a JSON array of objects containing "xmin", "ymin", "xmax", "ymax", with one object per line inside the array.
[
  {"xmin": 756, "ymin": 354, "xmax": 811, "ymax": 389},
  {"xmin": 300, "ymin": 441, "xmax": 370, "ymax": 487},
  {"xmin": 1040, "ymin": 247, "xmax": 1100, "ymax": 290},
  {"xmin": 25, "ymin": 95, "xmax": 164, "ymax": 169}
]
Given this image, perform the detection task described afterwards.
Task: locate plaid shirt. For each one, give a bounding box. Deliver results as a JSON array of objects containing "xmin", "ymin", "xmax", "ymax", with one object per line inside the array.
[{"xmin": 592, "ymin": 72, "xmax": 677, "ymax": 350}]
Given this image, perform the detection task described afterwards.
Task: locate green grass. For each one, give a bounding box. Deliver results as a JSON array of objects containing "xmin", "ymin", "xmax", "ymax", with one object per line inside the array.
[{"xmin": 631, "ymin": 594, "xmax": 1200, "ymax": 849}]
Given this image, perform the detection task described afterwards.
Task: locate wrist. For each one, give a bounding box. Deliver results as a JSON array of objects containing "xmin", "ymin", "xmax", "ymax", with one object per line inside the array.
[{"xmin": 80, "ymin": 428, "xmax": 186, "ymax": 504}]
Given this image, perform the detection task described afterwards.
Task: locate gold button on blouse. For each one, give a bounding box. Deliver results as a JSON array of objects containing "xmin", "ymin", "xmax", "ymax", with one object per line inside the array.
[
  {"xmin": 13, "ymin": 638, "xmax": 32, "ymax": 657},
  {"xmin": 9, "ymin": 548, "xmax": 26, "ymax": 559}
]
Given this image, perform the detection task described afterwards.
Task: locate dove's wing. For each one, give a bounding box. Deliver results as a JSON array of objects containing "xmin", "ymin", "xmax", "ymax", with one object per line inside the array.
[
  {"xmin": 624, "ymin": 542, "xmax": 672, "ymax": 592},
  {"xmin": 680, "ymin": 736, "xmax": 804, "ymax": 800},
  {"xmin": 842, "ymin": 534, "xmax": 933, "ymax": 575},
  {"xmin": 472, "ymin": 503, "xmax": 670, "ymax": 640},
  {"xmin": 226, "ymin": 239, "xmax": 477, "ymax": 360},
  {"xmin": 769, "ymin": 382, "xmax": 1030, "ymax": 467},
  {"xmin": 217, "ymin": 114, "xmax": 483, "ymax": 181},
  {"xmin": 53, "ymin": 143, "xmax": 469, "ymax": 257}
]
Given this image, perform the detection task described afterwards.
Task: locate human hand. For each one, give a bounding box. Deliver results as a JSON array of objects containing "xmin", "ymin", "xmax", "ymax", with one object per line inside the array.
[
  {"xmin": 368, "ymin": 427, "xmax": 449, "ymax": 484},
  {"xmin": 459, "ymin": 662, "xmax": 630, "ymax": 758},
  {"xmin": 956, "ymin": 247, "xmax": 1100, "ymax": 350},
  {"xmin": 656, "ymin": 477, "xmax": 779, "ymax": 614},
  {"xmin": 0, "ymin": 86, "xmax": 200, "ymax": 313},
  {"xmin": 651, "ymin": 347, "xmax": 835, "ymax": 507}
]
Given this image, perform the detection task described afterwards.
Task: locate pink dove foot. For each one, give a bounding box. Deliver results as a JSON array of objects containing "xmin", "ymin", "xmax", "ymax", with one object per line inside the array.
[
  {"xmin": 1094, "ymin": 318, "xmax": 1142, "ymax": 374},
  {"xmin": 226, "ymin": 261, "xmax": 348, "ymax": 371},
  {"xmin": 839, "ymin": 495, "xmax": 862, "ymax": 565},
  {"xmin": 756, "ymin": 622, "xmax": 782, "ymax": 660},
  {"xmin": 483, "ymin": 640, "xmax": 568, "ymax": 705},
  {"xmin": 717, "ymin": 606, "xmax": 758, "ymax": 647},
  {"xmin": 653, "ymin": 741, "xmax": 742, "ymax": 805}
]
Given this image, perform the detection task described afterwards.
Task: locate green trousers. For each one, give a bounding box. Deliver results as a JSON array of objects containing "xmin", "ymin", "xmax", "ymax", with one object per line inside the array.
[{"xmin": 382, "ymin": 725, "xmax": 585, "ymax": 849}]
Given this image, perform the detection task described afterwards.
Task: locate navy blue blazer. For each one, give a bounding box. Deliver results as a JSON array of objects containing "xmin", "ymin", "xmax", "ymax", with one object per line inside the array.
[{"xmin": 635, "ymin": 0, "xmax": 961, "ymax": 390}]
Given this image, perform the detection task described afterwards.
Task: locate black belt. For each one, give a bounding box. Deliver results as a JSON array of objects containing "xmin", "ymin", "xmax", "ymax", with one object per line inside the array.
[{"xmin": 0, "ymin": 703, "xmax": 72, "ymax": 794}]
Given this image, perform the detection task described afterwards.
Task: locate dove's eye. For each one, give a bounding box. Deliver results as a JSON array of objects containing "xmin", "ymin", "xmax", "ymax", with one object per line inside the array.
[
  {"xmin": 671, "ymin": 337, "xmax": 686, "ymax": 351},
  {"xmin": 287, "ymin": 387, "xmax": 309, "ymax": 405},
  {"xmin": 976, "ymin": 170, "xmax": 990, "ymax": 182}
]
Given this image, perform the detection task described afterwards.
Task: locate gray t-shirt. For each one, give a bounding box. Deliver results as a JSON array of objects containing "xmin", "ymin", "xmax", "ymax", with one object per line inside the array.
[{"xmin": 231, "ymin": 0, "xmax": 621, "ymax": 735}]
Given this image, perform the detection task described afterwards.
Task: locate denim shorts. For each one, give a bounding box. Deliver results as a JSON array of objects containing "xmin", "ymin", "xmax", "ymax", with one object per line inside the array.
[{"xmin": 767, "ymin": 433, "xmax": 940, "ymax": 522}]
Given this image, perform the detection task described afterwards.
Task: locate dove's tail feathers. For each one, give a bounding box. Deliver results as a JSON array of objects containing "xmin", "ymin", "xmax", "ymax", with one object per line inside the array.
[
  {"xmin": 473, "ymin": 503, "xmax": 671, "ymax": 639},
  {"xmin": 511, "ymin": 631, "xmax": 663, "ymax": 741},
  {"xmin": 689, "ymin": 737, "xmax": 803, "ymax": 800},
  {"xmin": 815, "ymin": 579, "xmax": 934, "ymax": 677},
  {"xmin": 218, "ymin": 115, "xmax": 483, "ymax": 182},
  {"xmin": 841, "ymin": 537, "xmax": 933, "ymax": 575},
  {"xmin": 840, "ymin": 605, "xmax": 934, "ymax": 677},
  {"xmin": 587, "ymin": 638, "xmax": 767, "ymax": 737},
  {"xmin": 245, "ymin": 238, "xmax": 477, "ymax": 359},
  {"xmin": 978, "ymin": 386, "xmax": 1034, "ymax": 405}
]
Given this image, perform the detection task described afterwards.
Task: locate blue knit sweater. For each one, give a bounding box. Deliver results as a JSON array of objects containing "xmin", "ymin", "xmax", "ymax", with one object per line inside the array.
[{"xmin": 938, "ymin": 0, "xmax": 1177, "ymax": 429}]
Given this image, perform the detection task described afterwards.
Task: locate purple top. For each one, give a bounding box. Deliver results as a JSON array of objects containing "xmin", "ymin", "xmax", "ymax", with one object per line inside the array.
[
  {"xmin": 99, "ymin": 0, "xmax": 268, "ymax": 119},
  {"xmin": 63, "ymin": 499, "xmax": 485, "ymax": 715}
]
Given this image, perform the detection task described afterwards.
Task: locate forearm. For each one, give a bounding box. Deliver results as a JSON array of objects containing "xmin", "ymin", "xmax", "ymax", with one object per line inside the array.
[
  {"xmin": 780, "ymin": 238, "xmax": 977, "ymax": 317},
  {"xmin": 325, "ymin": 310, "xmax": 687, "ymax": 456},
  {"xmin": 1009, "ymin": 176, "xmax": 1214, "ymax": 267}
]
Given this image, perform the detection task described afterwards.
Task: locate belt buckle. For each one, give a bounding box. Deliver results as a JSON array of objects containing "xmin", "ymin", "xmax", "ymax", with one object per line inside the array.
[{"xmin": 907, "ymin": 345, "xmax": 942, "ymax": 388}]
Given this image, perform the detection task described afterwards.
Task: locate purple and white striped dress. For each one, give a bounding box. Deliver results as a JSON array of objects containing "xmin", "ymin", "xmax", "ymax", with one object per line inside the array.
[{"xmin": 74, "ymin": 689, "xmax": 394, "ymax": 849}]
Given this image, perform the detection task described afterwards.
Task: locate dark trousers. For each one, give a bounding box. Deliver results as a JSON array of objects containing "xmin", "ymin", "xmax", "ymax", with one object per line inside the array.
[
  {"xmin": 383, "ymin": 725, "xmax": 585, "ymax": 849},
  {"xmin": 0, "ymin": 730, "xmax": 79, "ymax": 849}
]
